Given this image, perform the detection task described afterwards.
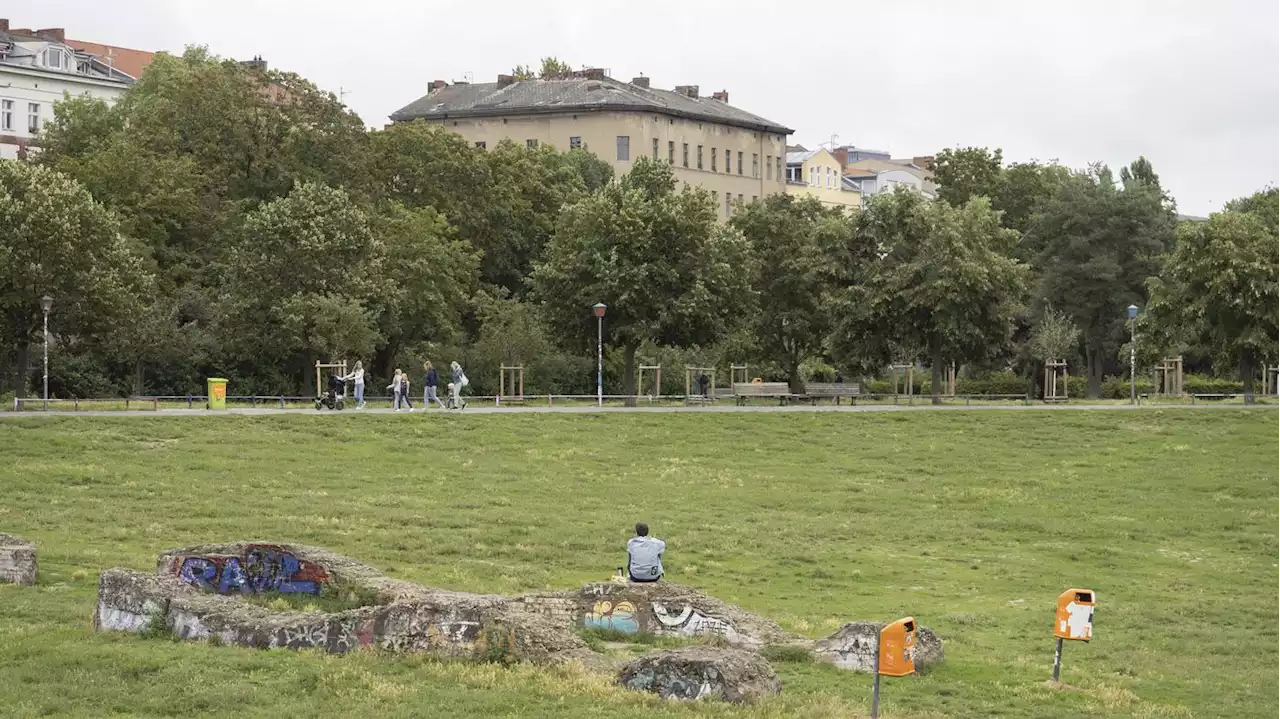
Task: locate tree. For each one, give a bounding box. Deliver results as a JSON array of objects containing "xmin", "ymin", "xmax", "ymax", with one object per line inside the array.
[
  {"xmin": 1145, "ymin": 204, "xmax": 1278, "ymax": 402},
  {"xmin": 510, "ymin": 64, "xmax": 536, "ymax": 81},
  {"xmin": 0, "ymin": 162, "xmax": 153, "ymax": 397},
  {"xmin": 831, "ymin": 188, "xmax": 1029, "ymax": 404},
  {"xmin": 1027, "ymin": 164, "xmax": 1175, "ymax": 397},
  {"xmin": 539, "ymin": 57, "xmax": 573, "ymax": 78},
  {"xmin": 1029, "ymin": 308, "xmax": 1080, "ymax": 362},
  {"xmin": 996, "ymin": 160, "xmax": 1072, "ymax": 238},
  {"xmin": 730, "ymin": 195, "xmax": 868, "ymax": 392},
  {"xmin": 562, "ymin": 148, "xmax": 615, "ymax": 192},
  {"xmin": 1224, "ymin": 186, "xmax": 1278, "ymax": 235},
  {"xmin": 931, "ymin": 147, "xmax": 1003, "ymax": 206},
  {"xmin": 218, "ymin": 182, "xmax": 380, "ymax": 390},
  {"xmin": 531, "ymin": 157, "xmax": 753, "ymax": 401}
]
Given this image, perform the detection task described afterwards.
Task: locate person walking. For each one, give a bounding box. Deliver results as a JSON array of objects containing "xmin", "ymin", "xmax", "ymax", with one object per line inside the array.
[
  {"xmin": 424, "ymin": 361, "xmax": 447, "ymax": 409},
  {"xmin": 400, "ymin": 371, "xmax": 414, "ymax": 412},
  {"xmin": 344, "ymin": 361, "xmax": 366, "ymax": 409},
  {"xmin": 388, "ymin": 369, "xmax": 403, "ymax": 411},
  {"xmin": 449, "ymin": 361, "xmax": 469, "ymax": 410}
]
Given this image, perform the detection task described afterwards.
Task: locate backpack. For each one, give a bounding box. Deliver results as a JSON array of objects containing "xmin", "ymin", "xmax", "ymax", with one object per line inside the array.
[{"xmin": 459, "ymin": 372, "xmax": 469, "ymax": 388}]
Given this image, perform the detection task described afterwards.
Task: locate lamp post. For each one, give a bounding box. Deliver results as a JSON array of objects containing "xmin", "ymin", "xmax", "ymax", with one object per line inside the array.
[
  {"xmin": 592, "ymin": 303, "xmax": 606, "ymax": 407},
  {"xmin": 1127, "ymin": 304, "xmax": 1139, "ymax": 406},
  {"xmin": 40, "ymin": 295, "xmax": 53, "ymax": 411}
]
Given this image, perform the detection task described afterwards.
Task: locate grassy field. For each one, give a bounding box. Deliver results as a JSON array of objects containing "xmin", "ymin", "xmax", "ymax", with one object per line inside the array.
[{"xmin": 0, "ymin": 409, "xmax": 1274, "ymax": 718}]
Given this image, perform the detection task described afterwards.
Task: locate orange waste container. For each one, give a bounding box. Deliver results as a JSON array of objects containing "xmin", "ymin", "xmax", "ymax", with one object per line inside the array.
[
  {"xmin": 1054, "ymin": 588, "xmax": 1095, "ymax": 641},
  {"xmin": 878, "ymin": 617, "xmax": 917, "ymax": 677}
]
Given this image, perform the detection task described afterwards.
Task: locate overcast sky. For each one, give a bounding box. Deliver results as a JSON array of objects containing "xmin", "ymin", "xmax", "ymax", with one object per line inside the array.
[{"xmin": 23, "ymin": 0, "xmax": 1280, "ymax": 215}]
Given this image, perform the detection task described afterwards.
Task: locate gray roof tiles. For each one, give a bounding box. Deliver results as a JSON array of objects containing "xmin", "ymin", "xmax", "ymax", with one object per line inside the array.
[{"xmin": 391, "ymin": 76, "xmax": 793, "ymax": 135}]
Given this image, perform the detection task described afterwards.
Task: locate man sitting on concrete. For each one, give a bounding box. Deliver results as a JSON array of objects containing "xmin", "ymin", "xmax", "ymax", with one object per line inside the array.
[{"xmin": 627, "ymin": 522, "xmax": 665, "ymax": 583}]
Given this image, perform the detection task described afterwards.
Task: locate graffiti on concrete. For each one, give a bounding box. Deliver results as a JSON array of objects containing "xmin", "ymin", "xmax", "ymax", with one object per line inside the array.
[
  {"xmin": 652, "ymin": 602, "xmax": 740, "ymax": 641},
  {"xmin": 172, "ymin": 545, "xmax": 329, "ymax": 595},
  {"xmin": 584, "ymin": 600, "xmax": 640, "ymax": 633}
]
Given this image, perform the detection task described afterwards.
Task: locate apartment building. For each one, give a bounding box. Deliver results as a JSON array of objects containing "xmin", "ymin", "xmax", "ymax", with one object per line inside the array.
[
  {"xmin": 784, "ymin": 147, "xmax": 861, "ymax": 211},
  {"xmin": 0, "ymin": 20, "xmax": 144, "ymax": 159},
  {"xmin": 390, "ymin": 70, "xmax": 793, "ymax": 217}
]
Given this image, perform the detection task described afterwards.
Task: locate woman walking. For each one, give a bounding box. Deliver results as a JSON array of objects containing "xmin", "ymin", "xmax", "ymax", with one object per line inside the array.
[
  {"xmin": 388, "ymin": 369, "xmax": 403, "ymax": 411},
  {"xmin": 424, "ymin": 361, "xmax": 446, "ymax": 409},
  {"xmin": 344, "ymin": 361, "xmax": 366, "ymax": 409},
  {"xmin": 449, "ymin": 361, "xmax": 469, "ymax": 410}
]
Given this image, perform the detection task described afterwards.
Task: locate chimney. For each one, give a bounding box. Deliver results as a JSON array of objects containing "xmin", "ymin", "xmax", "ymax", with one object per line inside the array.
[
  {"xmin": 0, "ymin": 19, "xmax": 9, "ymax": 32},
  {"xmin": 240, "ymin": 55, "xmax": 268, "ymax": 72},
  {"xmin": 711, "ymin": 90, "xmax": 728, "ymax": 103},
  {"xmin": 430, "ymin": 79, "xmax": 448, "ymax": 92},
  {"xmin": 630, "ymin": 76, "xmax": 650, "ymax": 89},
  {"xmin": 674, "ymin": 85, "xmax": 700, "ymax": 99},
  {"xmin": 36, "ymin": 27, "xmax": 65, "ymax": 43},
  {"xmin": 497, "ymin": 74, "xmax": 516, "ymax": 89}
]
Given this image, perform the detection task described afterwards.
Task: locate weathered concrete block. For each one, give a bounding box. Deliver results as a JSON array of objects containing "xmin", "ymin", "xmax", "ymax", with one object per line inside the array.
[
  {"xmin": 811, "ymin": 621, "xmax": 945, "ymax": 673},
  {"xmin": 0, "ymin": 533, "xmax": 37, "ymax": 586},
  {"xmin": 94, "ymin": 568, "xmax": 188, "ymax": 632},
  {"xmin": 619, "ymin": 647, "xmax": 781, "ymax": 704}
]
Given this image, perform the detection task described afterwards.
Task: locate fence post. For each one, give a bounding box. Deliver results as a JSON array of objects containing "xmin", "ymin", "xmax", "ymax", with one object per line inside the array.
[
  {"xmin": 153, "ymin": 397, "xmax": 159, "ymax": 411},
  {"xmin": 125, "ymin": 398, "xmax": 130, "ymax": 410}
]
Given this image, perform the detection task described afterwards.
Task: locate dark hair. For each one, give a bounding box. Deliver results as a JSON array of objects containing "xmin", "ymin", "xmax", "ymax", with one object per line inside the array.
[{"xmin": 635, "ymin": 522, "xmax": 649, "ymax": 536}]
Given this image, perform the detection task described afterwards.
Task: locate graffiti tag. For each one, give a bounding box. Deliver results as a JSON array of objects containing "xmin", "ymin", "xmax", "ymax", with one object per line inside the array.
[{"xmin": 173, "ymin": 545, "xmax": 329, "ymax": 595}]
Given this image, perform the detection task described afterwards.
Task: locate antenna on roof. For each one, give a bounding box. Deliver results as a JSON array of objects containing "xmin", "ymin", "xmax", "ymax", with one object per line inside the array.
[
  {"xmin": 339, "ymin": 86, "xmax": 352, "ymax": 104},
  {"xmin": 464, "ymin": 71, "xmax": 473, "ymax": 84}
]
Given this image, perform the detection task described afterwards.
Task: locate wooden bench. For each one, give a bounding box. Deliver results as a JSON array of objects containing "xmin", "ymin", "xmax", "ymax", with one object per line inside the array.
[
  {"xmin": 732, "ymin": 382, "xmax": 795, "ymax": 406},
  {"xmin": 804, "ymin": 382, "xmax": 862, "ymax": 404}
]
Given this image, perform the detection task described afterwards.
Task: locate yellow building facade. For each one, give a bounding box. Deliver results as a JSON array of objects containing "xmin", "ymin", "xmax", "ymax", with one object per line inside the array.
[{"xmin": 784, "ymin": 148, "xmax": 861, "ymax": 211}]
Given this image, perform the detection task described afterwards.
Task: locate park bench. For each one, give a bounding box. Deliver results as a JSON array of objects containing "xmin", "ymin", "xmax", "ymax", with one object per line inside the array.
[
  {"xmin": 732, "ymin": 382, "xmax": 796, "ymax": 406},
  {"xmin": 803, "ymin": 382, "xmax": 862, "ymax": 405}
]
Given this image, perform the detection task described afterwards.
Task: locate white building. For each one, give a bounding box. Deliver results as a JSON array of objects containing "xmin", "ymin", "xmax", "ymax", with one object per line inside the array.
[{"xmin": 1, "ymin": 22, "xmax": 136, "ymax": 160}]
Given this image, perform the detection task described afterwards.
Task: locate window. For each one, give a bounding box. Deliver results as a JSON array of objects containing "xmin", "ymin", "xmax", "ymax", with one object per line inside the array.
[
  {"xmin": 569, "ymin": 136, "xmax": 582, "ymax": 149},
  {"xmin": 738, "ymin": 193, "xmax": 744, "ymax": 205},
  {"xmin": 737, "ymin": 151, "xmax": 744, "ymax": 176},
  {"xmin": 0, "ymin": 100, "xmax": 11, "ymax": 132},
  {"xmin": 711, "ymin": 148, "xmax": 717, "ymax": 172},
  {"xmin": 616, "ymin": 135, "xmax": 630, "ymax": 161},
  {"xmin": 788, "ymin": 165, "xmax": 802, "ymax": 183},
  {"xmin": 28, "ymin": 103, "xmax": 40, "ymax": 134},
  {"xmin": 752, "ymin": 154, "xmax": 759, "ymax": 178},
  {"xmin": 669, "ymin": 140, "xmax": 675, "ymax": 164},
  {"xmin": 45, "ymin": 49, "xmax": 62, "ymax": 69},
  {"xmin": 809, "ymin": 167, "xmax": 816, "ymax": 186},
  {"xmin": 725, "ymin": 194, "xmax": 732, "ymax": 216},
  {"xmin": 652, "ymin": 137, "xmax": 659, "ymax": 159},
  {"xmin": 767, "ymin": 157, "xmax": 773, "ymax": 181},
  {"xmin": 725, "ymin": 151, "xmax": 731, "ymax": 174},
  {"xmin": 712, "ymin": 191, "xmax": 719, "ymax": 212},
  {"xmin": 752, "ymin": 195, "xmax": 757, "ymax": 203},
  {"xmin": 475, "ymin": 141, "xmax": 486, "ymax": 149},
  {"xmin": 526, "ymin": 139, "xmax": 538, "ymax": 148},
  {"xmin": 697, "ymin": 145, "xmax": 703, "ymax": 170},
  {"xmin": 682, "ymin": 142, "xmax": 689, "ymax": 167},
  {"xmin": 776, "ymin": 157, "xmax": 782, "ymax": 182}
]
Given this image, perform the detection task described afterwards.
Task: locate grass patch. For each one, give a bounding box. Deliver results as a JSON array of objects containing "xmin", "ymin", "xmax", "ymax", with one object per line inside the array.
[
  {"xmin": 762, "ymin": 644, "xmax": 815, "ymax": 664},
  {"xmin": 0, "ymin": 410, "xmax": 1275, "ymax": 717}
]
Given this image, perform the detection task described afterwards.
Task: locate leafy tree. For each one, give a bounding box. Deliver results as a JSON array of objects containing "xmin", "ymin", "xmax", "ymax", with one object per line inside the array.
[
  {"xmin": 562, "ymin": 148, "xmax": 615, "ymax": 192},
  {"xmin": 832, "ymin": 188, "xmax": 1028, "ymax": 404},
  {"xmin": 730, "ymin": 195, "xmax": 867, "ymax": 392},
  {"xmin": 218, "ymin": 182, "xmax": 380, "ymax": 390},
  {"xmin": 539, "ymin": 57, "xmax": 573, "ymax": 78},
  {"xmin": 996, "ymin": 160, "xmax": 1072, "ymax": 238},
  {"xmin": 931, "ymin": 147, "xmax": 1003, "ymax": 206},
  {"xmin": 1224, "ymin": 186, "xmax": 1278, "ymax": 235},
  {"xmin": 0, "ymin": 162, "xmax": 153, "ymax": 397},
  {"xmin": 1028, "ymin": 164, "xmax": 1175, "ymax": 397},
  {"xmin": 1145, "ymin": 204, "xmax": 1278, "ymax": 402},
  {"xmin": 1029, "ymin": 308, "xmax": 1080, "ymax": 362},
  {"xmin": 369, "ymin": 202, "xmax": 479, "ymax": 377},
  {"xmin": 510, "ymin": 64, "xmax": 536, "ymax": 81},
  {"xmin": 531, "ymin": 157, "xmax": 753, "ymax": 401}
]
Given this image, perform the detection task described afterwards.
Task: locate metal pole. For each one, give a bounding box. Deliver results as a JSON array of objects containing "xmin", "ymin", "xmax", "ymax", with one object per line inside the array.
[
  {"xmin": 871, "ymin": 634, "xmax": 882, "ymax": 718},
  {"xmin": 1052, "ymin": 637, "xmax": 1063, "ymax": 682},
  {"xmin": 596, "ymin": 315, "xmax": 603, "ymax": 407},
  {"xmin": 1130, "ymin": 321, "xmax": 1136, "ymax": 406},
  {"xmin": 42, "ymin": 307, "xmax": 49, "ymax": 411}
]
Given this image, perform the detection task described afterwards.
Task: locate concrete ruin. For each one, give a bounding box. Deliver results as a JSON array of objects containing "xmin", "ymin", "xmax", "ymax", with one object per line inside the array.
[
  {"xmin": 620, "ymin": 647, "xmax": 781, "ymax": 704},
  {"xmin": 94, "ymin": 541, "xmax": 944, "ymax": 697},
  {"xmin": 0, "ymin": 533, "xmax": 37, "ymax": 585}
]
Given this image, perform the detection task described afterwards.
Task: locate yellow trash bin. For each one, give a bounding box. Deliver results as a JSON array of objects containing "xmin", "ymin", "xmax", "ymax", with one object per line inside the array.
[{"xmin": 207, "ymin": 378, "xmax": 228, "ymax": 410}]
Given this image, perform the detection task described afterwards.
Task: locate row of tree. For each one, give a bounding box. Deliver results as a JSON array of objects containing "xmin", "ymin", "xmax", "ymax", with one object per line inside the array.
[{"xmin": 1, "ymin": 49, "xmax": 1275, "ymax": 403}]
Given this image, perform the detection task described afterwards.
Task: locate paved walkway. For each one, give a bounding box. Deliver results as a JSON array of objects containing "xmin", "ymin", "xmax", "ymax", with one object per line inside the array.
[{"xmin": 3, "ymin": 402, "xmax": 1273, "ymax": 418}]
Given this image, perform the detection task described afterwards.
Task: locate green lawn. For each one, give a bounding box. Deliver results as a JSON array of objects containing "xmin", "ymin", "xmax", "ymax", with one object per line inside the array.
[{"xmin": 0, "ymin": 410, "xmax": 1275, "ymax": 718}]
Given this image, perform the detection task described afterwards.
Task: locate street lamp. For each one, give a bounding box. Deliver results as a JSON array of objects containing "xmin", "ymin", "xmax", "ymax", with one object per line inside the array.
[
  {"xmin": 592, "ymin": 302, "xmax": 607, "ymax": 407},
  {"xmin": 1127, "ymin": 304, "xmax": 1139, "ymax": 406},
  {"xmin": 40, "ymin": 295, "xmax": 53, "ymax": 411}
]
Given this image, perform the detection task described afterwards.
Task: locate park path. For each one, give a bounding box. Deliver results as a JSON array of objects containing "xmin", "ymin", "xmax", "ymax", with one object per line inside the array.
[{"xmin": 2, "ymin": 402, "xmax": 1272, "ymax": 419}]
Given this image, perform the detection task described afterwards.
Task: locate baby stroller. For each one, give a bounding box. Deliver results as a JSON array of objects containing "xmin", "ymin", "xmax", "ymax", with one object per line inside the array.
[{"xmin": 316, "ymin": 374, "xmax": 347, "ymax": 411}]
